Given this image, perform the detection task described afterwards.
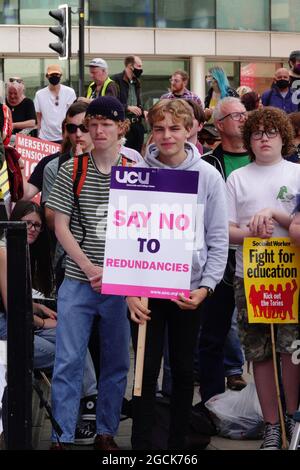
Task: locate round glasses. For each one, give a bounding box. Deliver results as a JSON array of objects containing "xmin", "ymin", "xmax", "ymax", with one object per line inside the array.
[
  {"xmin": 25, "ymin": 220, "xmax": 43, "ymax": 232},
  {"xmin": 251, "ymin": 129, "xmax": 278, "ymax": 140}
]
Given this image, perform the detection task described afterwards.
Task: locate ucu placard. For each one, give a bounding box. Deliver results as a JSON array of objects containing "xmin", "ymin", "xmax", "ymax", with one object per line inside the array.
[
  {"xmin": 111, "ymin": 166, "xmax": 199, "ymax": 194},
  {"xmin": 115, "ymin": 169, "xmax": 150, "ymax": 186}
]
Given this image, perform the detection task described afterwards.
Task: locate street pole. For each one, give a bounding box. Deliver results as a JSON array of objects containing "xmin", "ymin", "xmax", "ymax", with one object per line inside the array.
[{"xmin": 78, "ymin": 0, "xmax": 84, "ymax": 97}]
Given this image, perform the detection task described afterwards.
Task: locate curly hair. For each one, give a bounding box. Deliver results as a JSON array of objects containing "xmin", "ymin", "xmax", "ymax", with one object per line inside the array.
[
  {"xmin": 243, "ymin": 107, "xmax": 294, "ymax": 161},
  {"xmin": 147, "ymin": 99, "xmax": 193, "ymax": 130}
]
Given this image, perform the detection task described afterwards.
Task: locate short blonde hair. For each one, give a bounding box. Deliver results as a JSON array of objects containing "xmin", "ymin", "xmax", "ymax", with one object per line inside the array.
[
  {"xmin": 148, "ymin": 99, "xmax": 193, "ymax": 130},
  {"xmin": 84, "ymin": 115, "xmax": 130, "ymax": 137}
]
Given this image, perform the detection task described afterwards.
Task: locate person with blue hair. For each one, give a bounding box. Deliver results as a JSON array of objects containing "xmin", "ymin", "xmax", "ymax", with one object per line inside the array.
[{"xmin": 204, "ymin": 66, "xmax": 238, "ymax": 122}]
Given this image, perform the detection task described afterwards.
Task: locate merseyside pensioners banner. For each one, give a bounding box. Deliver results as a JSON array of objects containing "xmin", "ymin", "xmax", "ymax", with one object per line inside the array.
[
  {"xmin": 243, "ymin": 237, "xmax": 300, "ymax": 324},
  {"xmin": 102, "ymin": 167, "xmax": 202, "ymax": 300},
  {"xmin": 15, "ymin": 134, "xmax": 61, "ymax": 179}
]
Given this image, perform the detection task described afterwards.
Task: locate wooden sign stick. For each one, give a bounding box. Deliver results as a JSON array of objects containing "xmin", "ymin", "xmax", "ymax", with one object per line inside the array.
[{"xmin": 133, "ymin": 297, "xmax": 148, "ymax": 397}]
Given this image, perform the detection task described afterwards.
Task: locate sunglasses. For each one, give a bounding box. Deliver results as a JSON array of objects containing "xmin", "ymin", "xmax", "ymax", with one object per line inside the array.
[
  {"xmin": 66, "ymin": 123, "xmax": 88, "ymax": 134},
  {"xmin": 9, "ymin": 77, "xmax": 23, "ymax": 83}
]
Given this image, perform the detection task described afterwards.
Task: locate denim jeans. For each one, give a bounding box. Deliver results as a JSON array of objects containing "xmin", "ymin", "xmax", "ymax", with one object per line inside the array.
[
  {"xmin": 223, "ymin": 307, "xmax": 244, "ymax": 377},
  {"xmin": 0, "ymin": 311, "xmax": 56, "ymax": 370},
  {"xmin": 0, "ymin": 310, "xmax": 97, "ymax": 399},
  {"xmin": 51, "ymin": 278, "xmax": 130, "ymax": 443}
]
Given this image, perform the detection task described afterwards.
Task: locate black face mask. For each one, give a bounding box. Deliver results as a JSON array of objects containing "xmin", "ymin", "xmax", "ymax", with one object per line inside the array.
[
  {"xmin": 133, "ymin": 68, "xmax": 143, "ymax": 78},
  {"xmin": 48, "ymin": 75, "xmax": 61, "ymax": 86},
  {"xmin": 276, "ymin": 79, "xmax": 290, "ymax": 90},
  {"xmin": 293, "ymin": 64, "xmax": 300, "ymax": 75}
]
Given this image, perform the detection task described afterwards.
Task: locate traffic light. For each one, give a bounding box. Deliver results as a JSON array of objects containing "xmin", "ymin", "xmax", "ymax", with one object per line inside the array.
[{"xmin": 49, "ymin": 4, "xmax": 71, "ymax": 60}]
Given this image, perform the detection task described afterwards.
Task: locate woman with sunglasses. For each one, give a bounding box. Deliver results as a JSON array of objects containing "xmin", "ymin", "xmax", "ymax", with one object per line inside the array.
[{"xmin": 6, "ymin": 78, "xmax": 36, "ymax": 135}]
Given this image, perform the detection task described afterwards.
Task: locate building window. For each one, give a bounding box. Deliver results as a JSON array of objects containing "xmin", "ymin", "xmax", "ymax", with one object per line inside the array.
[
  {"xmin": 155, "ymin": 0, "xmax": 215, "ymax": 28},
  {"xmin": 19, "ymin": 0, "xmax": 88, "ymax": 25},
  {"xmin": 0, "ymin": 0, "xmax": 18, "ymax": 24},
  {"xmin": 271, "ymin": 0, "xmax": 300, "ymax": 32},
  {"xmin": 216, "ymin": 0, "xmax": 270, "ymax": 31},
  {"xmin": 240, "ymin": 62, "xmax": 282, "ymax": 95},
  {"xmin": 89, "ymin": 0, "xmax": 154, "ymax": 27}
]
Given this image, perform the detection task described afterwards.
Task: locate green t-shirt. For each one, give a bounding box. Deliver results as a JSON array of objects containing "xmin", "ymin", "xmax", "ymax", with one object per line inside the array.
[{"xmin": 223, "ymin": 151, "xmax": 250, "ymax": 179}]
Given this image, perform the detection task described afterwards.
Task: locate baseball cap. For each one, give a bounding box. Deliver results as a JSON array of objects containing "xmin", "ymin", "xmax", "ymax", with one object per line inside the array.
[
  {"xmin": 289, "ymin": 50, "xmax": 300, "ymax": 62},
  {"xmin": 86, "ymin": 96, "xmax": 125, "ymax": 122},
  {"xmin": 46, "ymin": 64, "xmax": 62, "ymax": 75},
  {"xmin": 85, "ymin": 58, "xmax": 108, "ymax": 69}
]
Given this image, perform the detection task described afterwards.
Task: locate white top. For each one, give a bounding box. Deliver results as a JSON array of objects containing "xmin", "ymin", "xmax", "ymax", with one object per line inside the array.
[
  {"xmin": 226, "ymin": 159, "xmax": 300, "ymax": 278},
  {"xmin": 34, "ymin": 84, "xmax": 76, "ymax": 141}
]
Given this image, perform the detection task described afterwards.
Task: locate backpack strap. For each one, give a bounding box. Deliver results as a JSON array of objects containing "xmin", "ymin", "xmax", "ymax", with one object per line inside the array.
[
  {"xmin": 72, "ymin": 153, "xmax": 89, "ymax": 197},
  {"xmin": 121, "ymin": 155, "xmax": 134, "ymax": 167},
  {"xmin": 72, "ymin": 153, "xmax": 89, "ymax": 247}
]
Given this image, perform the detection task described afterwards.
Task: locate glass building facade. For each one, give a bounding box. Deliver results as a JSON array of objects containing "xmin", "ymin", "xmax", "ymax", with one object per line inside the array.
[
  {"xmin": 0, "ymin": 0, "xmax": 299, "ymax": 31},
  {"xmin": 0, "ymin": 0, "xmax": 298, "ymax": 107}
]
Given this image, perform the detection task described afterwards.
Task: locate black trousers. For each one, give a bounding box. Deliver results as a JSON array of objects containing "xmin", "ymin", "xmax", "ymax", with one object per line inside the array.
[
  {"xmin": 131, "ymin": 298, "xmax": 202, "ymax": 450},
  {"xmin": 197, "ymin": 279, "xmax": 235, "ymax": 403},
  {"xmin": 125, "ymin": 121, "xmax": 145, "ymax": 153}
]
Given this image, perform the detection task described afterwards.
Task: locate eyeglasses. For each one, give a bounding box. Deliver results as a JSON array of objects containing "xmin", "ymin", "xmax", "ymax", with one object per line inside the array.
[
  {"xmin": 251, "ymin": 129, "xmax": 278, "ymax": 140},
  {"xmin": 66, "ymin": 123, "xmax": 88, "ymax": 134},
  {"xmin": 169, "ymin": 78, "xmax": 182, "ymax": 83},
  {"xmin": 25, "ymin": 220, "xmax": 43, "ymax": 232},
  {"xmin": 8, "ymin": 77, "xmax": 23, "ymax": 83},
  {"xmin": 218, "ymin": 112, "xmax": 247, "ymax": 122},
  {"xmin": 54, "ymin": 96, "xmax": 59, "ymax": 106},
  {"xmin": 199, "ymin": 136, "xmax": 221, "ymax": 145}
]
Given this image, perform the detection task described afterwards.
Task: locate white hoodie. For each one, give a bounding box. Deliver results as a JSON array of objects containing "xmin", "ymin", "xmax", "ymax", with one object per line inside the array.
[{"xmin": 139, "ymin": 142, "xmax": 229, "ymax": 290}]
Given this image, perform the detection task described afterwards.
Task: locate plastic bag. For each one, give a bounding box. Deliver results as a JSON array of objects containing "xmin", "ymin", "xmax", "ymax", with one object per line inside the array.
[{"xmin": 205, "ymin": 383, "xmax": 264, "ymax": 439}]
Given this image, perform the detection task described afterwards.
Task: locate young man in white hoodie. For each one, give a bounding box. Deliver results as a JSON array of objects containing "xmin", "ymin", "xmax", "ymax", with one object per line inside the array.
[{"xmin": 127, "ymin": 99, "xmax": 229, "ymax": 450}]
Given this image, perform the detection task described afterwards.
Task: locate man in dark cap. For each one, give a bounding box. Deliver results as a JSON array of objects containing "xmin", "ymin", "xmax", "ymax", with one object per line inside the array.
[{"xmin": 47, "ymin": 97, "xmax": 132, "ymax": 451}]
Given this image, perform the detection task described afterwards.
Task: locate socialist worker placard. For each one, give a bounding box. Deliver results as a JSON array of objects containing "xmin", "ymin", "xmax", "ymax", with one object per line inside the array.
[{"xmin": 243, "ymin": 238, "xmax": 300, "ymax": 323}]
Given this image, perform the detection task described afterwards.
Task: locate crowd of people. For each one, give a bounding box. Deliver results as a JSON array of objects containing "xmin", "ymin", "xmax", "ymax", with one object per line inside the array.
[{"xmin": 1, "ymin": 50, "xmax": 300, "ymax": 451}]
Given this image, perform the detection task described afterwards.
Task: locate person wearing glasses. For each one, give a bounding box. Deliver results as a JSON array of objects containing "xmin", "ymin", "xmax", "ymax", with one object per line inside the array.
[
  {"xmin": 160, "ymin": 70, "xmax": 203, "ymax": 108},
  {"xmin": 227, "ymin": 106, "xmax": 300, "ymax": 450},
  {"xmin": 0, "ymin": 201, "xmax": 56, "ymax": 369},
  {"xmin": 34, "ymin": 64, "xmax": 76, "ymax": 143},
  {"xmin": 22, "ymin": 101, "xmax": 92, "ymax": 202},
  {"xmin": 6, "ymin": 77, "xmax": 36, "ymax": 135},
  {"xmin": 0, "ymin": 200, "xmax": 98, "ymax": 445},
  {"xmin": 198, "ymin": 98, "xmax": 249, "ymax": 410}
]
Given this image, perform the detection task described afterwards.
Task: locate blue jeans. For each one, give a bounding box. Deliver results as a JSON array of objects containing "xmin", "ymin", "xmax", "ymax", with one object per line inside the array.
[
  {"xmin": 0, "ymin": 312, "xmax": 97, "ymax": 398},
  {"xmin": 51, "ymin": 278, "xmax": 130, "ymax": 443},
  {"xmin": 0, "ymin": 311, "xmax": 56, "ymax": 369},
  {"xmin": 223, "ymin": 307, "xmax": 244, "ymax": 377}
]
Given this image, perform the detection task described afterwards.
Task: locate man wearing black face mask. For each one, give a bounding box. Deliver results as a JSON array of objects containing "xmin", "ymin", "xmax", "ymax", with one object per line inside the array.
[
  {"xmin": 261, "ymin": 67, "xmax": 298, "ymax": 114},
  {"xmin": 34, "ymin": 64, "xmax": 76, "ymax": 143},
  {"xmin": 112, "ymin": 55, "xmax": 145, "ymax": 152}
]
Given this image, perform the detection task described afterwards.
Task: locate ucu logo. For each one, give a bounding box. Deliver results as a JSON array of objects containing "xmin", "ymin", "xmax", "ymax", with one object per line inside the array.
[{"xmin": 115, "ymin": 170, "xmax": 150, "ymax": 185}]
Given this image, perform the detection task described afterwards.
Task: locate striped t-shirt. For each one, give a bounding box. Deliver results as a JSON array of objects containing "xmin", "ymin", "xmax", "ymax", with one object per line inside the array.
[{"xmin": 46, "ymin": 155, "xmax": 111, "ymax": 282}]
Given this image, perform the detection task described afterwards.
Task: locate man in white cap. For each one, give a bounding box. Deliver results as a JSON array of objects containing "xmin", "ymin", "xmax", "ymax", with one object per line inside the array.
[
  {"xmin": 34, "ymin": 64, "xmax": 76, "ymax": 143},
  {"xmin": 85, "ymin": 58, "xmax": 118, "ymax": 101}
]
